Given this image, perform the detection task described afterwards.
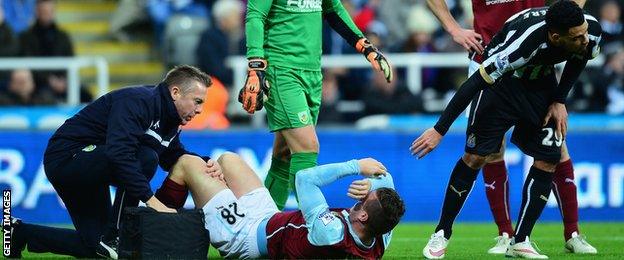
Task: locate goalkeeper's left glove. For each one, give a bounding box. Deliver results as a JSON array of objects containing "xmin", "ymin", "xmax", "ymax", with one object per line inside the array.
[{"xmin": 355, "ymin": 38, "xmax": 393, "ymax": 83}]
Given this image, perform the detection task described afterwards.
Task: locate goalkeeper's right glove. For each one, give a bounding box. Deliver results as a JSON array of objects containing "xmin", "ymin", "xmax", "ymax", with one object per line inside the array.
[{"xmin": 238, "ymin": 58, "xmax": 270, "ymax": 114}]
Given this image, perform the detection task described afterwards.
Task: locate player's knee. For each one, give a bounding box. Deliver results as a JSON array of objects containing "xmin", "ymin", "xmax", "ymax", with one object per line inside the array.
[
  {"xmin": 297, "ymin": 138, "xmax": 319, "ymax": 152},
  {"xmin": 462, "ymin": 153, "xmax": 487, "ymax": 169},
  {"xmin": 485, "ymin": 151, "xmax": 505, "ymax": 163},
  {"xmin": 533, "ymin": 160, "xmax": 556, "ymax": 173},
  {"xmin": 273, "ymin": 145, "xmax": 291, "ymax": 161},
  {"xmin": 217, "ymin": 151, "xmax": 241, "ymax": 167}
]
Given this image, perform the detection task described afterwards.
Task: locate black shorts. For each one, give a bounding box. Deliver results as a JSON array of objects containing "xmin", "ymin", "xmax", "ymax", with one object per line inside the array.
[{"xmin": 465, "ymin": 75, "xmax": 562, "ymax": 163}]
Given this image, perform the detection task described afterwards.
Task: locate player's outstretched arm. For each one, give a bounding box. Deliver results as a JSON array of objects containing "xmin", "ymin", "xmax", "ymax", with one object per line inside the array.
[
  {"xmin": 426, "ymin": 0, "xmax": 483, "ymax": 54},
  {"xmin": 322, "ymin": 0, "xmax": 393, "ymax": 82},
  {"xmin": 410, "ymin": 71, "xmax": 490, "ymax": 158}
]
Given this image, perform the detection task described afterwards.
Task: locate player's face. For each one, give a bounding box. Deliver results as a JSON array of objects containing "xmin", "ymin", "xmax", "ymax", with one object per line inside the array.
[
  {"xmin": 172, "ymin": 82, "xmax": 207, "ymax": 125},
  {"xmin": 561, "ymin": 21, "xmax": 589, "ymax": 55}
]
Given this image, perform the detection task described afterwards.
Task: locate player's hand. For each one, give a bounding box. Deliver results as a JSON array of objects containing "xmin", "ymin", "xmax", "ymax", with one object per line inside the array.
[
  {"xmin": 238, "ymin": 58, "xmax": 270, "ymax": 114},
  {"xmin": 410, "ymin": 127, "xmax": 443, "ymax": 159},
  {"xmin": 356, "ymin": 38, "xmax": 393, "ymax": 83},
  {"xmin": 347, "ymin": 179, "xmax": 371, "ymax": 200},
  {"xmin": 205, "ymin": 159, "xmax": 224, "ymax": 182},
  {"xmin": 449, "ymin": 27, "xmax": 484, "ymax": 54},
  {"xmin": 146, "ymin": 196, "xmax": 177, "ymax": 213},
  {"xmin": 357, "ymin": 158, "xmax": 387, "ymax": 178},
  {"xmin": 543, "ymin": 102, "xmax": 568, "ymax": 141}
]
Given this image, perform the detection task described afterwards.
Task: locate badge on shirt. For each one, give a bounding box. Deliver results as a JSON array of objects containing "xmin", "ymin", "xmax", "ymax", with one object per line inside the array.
[
  {"xmin": 319, "ymin": 211, "xmax": 336, "ymax": 226},
  {"xmin": 494, "ymin": 55, "xmax": 509, "ymax": 71}
]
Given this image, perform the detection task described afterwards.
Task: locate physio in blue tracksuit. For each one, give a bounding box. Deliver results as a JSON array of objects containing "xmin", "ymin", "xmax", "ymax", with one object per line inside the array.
[{"xmin": 9, "ymin": 65, "xmax": 217, "ymax": 258}]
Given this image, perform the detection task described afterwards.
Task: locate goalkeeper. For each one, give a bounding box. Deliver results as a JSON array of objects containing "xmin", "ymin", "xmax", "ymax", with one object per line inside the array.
[{"xmin": 239, "ymin": 0, "xmax": 393, "ymax": 209}]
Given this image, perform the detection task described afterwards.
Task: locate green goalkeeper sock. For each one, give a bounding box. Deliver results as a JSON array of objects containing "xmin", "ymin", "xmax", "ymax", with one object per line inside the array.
[
  {"xmin": 289, "ymin": 152, "xmax": 318, "ymax": 200},
  {"xmin": 265, "ymin": 157, "xmax": 290, "ymax": 210}
]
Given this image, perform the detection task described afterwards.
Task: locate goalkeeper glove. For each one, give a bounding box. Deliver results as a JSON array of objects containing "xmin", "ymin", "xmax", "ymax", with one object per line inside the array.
[
  {"xmin": 355, "ymin": 38, "xmax": 393, "ymax": 83},
  {"xmin": 238, "ymin": 58, "xmax": 270, "ymax": 114}
]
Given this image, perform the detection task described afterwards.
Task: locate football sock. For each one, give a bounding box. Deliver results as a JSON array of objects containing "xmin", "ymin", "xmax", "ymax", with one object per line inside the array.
[
  {"xmin": 514, "ymin": 166, "xmax": 553, "ymax": 243},
  {"xmin": 482, "ymin": 160, "xmax": 514, "ymax": 236},
  {"xmin": 552, "ymin": 159, "xmax": 579, "ymax": 241},
  {"xmin": 436, "ymin": 158, "xmax": 479, "ymax": 239},
  {"xmin": 290, "ymin": 152, "xmax": 318, "ymax": 199},
  {"xmin": 154, "ymin": 177, "xmax": 188, "ymax": 209},
  {"xmin": 265, "ymin": 157, "xmax": 290, "ymax": 210}
]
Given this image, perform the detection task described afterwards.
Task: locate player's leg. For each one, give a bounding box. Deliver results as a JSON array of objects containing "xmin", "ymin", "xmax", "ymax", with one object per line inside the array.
[
  {"xmin": 507, "ymin": 119, "xmax": 560, "ymax": 258},
  {"xmin": 264, "ymin": 132, "xmax": 291, "ymax": 209},
  {"xmin": 553, "ymin": 142, "xmax": 597, "ymax": 253},
  {"xmin": 264, "ymin": 67, "xmax": 321, "ymax": 200},
  {"xmin": 166, "ymin": 154, "xmax": 227, "ymax": 208},
  {"xmin": 217, "ymin": 152, "xmax": 264, "ymax": 198},
  {"xmin": 482, "ymin": 140, "xmax": 514, "ymax": 254},
  {"xmin": 424, "ymin": 87, "xmax": 512, "ymax": 259}
]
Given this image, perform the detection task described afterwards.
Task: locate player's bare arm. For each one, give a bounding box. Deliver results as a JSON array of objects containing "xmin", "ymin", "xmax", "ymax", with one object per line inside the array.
[
  {"xmin": 426, "ymin": 0, "xmax": 483, "ymax": 54},
  {"xmin": 410, "ymin": 128, "xmax": 443, "ymax": 159}
]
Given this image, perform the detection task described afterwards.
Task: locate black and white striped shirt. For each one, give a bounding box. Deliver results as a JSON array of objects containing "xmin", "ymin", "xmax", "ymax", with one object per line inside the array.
[
  {"xmin": 434, "ymin": 7, "xmax": 602, "ymax": 135},
  {"xmin": 479, "ymin": 7, "xmax": 602, "ymax": 100}
]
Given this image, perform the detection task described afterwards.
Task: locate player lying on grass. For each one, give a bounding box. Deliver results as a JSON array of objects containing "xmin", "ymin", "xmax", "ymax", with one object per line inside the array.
[{"xmin": 158, "ymin": 152, "xmax": 405, "ymax": 259}]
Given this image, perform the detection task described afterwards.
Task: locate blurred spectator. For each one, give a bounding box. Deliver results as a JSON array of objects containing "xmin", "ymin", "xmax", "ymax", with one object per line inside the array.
[
  {"xmin": 18, "ymin": 0, "xmax": 77, "ymax": 102},
  {"xmin": 1, "ymin": 0, "xmax": 35, "ymax": 34},
  {"xmin": 18, "ymin": 0, "xmax": 73, "ymax": 57},
  {"xmin": 148, "ymin": 0, "xmax": 209, "ymax": 46},
  {"xmin": 197, "ymin": 0, "xmax": 244, "ymax": 88},
  {"xmin": 0, "ymin": 4, "xmax": 18, "ymax": 57},
  {"xmin": 363, "ymin": 68, "xmax": 420, "ymax": 115},
  {"xmin": 182, "ymin": 77, "xmax": 230, "ymax": 129},
  {"xmin": 318, "ymin": 69, "xmax": 344, "ymax": 124},
  {"xmin": 393, "ymin": 5, "xmax": 453, "ymax": 94},
  {"xmin": 377, "ymin": 0, "xmax": 417, "ymax": 45},
  {"xmin": 591, "ymin": 44, "xmax": 624, "ymax": 114},
  {"xmin": 109, "ymin": 0, "xmax": 150, "ymax": 42},
  {"xmin": 352, "ymin": 0, "xmax": 378, "ymax": 31},
  {"xmin": 599, "ymin": 0, "xmax": 623, "ymax": 46},
  {"xmin": 0, "ymin": 4, "xmax": 19, "ymax": 85},
  {"xmin": 0, "ymin": 69, "xmax": 54, "ymax": 106},
  {"xmin": 44, "ymin": 73, "xmax": 93, "ymax": 104}
]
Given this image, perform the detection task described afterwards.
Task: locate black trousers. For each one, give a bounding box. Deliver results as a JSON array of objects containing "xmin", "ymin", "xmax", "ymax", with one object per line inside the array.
[{"xmin": 22, "ymin": 144, "xmax": 158, "ymax": 257}]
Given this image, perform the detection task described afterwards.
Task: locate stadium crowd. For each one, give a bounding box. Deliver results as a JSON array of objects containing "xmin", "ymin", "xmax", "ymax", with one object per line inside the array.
[{"xmin": 0, "ymin": 0, "xmax": 622, "ymax": 118}]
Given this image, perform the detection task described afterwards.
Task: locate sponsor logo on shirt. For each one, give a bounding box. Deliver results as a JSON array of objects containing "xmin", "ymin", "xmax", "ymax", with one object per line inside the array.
[
  {"xmin": 287, "ymin": 0, "xmax": 322, "ymax": 12},
  {"xmin": 485, "ymin": 0, "xmax": 521, "ymax": 5}
]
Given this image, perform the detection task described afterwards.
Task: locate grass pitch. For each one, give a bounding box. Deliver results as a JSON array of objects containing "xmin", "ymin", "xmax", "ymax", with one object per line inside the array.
[{"xmin": 22, "ymin": 222, "xmax": 623, "ymax": 259}]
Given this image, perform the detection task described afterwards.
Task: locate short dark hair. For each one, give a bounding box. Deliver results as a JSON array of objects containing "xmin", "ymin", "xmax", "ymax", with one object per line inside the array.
[
  {"xmin": 546, "ymin": 0, "xmax": 585, "ymax": 34},
  {"xmin": 364, "ymin": 188, "xmax": 405, "ymax": 235},
  {"xmin": 163, "ymin": 65, "xmax": 211, "ymax": 94}
]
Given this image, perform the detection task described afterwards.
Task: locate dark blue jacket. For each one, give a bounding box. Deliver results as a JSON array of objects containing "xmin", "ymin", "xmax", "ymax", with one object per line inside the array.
[{"xmin": 44, "ymin": 83, "xmax": 195, "ymax": 202}]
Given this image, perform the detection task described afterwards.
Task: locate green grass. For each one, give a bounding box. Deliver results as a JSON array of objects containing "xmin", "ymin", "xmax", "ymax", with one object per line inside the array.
[{"xmin": 22, "ymin": 222, "xmax": 623, "ymax": 259}]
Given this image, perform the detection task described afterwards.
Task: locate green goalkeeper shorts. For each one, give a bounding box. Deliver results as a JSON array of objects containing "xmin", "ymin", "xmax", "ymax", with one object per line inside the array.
[{"xmin": 265, "ymin": 66, "xmax": 322, "ymax": 132}]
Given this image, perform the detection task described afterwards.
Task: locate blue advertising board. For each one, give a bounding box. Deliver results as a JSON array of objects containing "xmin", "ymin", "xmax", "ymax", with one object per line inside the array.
[{"xmin": 0, "ymin": 130, "xmax": 623, "ymax": 224}]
